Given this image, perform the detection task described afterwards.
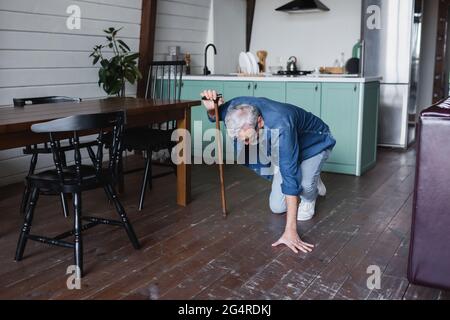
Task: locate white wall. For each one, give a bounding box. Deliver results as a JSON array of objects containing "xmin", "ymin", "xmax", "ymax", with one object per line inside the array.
[
  {"xmin": 418, "ymin": 0, "xmax": 439, "ymax": 110},
  {"xmin": 211, "ymin": 0, "xmax": 246, "ymax": 74},
  {"xmin": 250, "ymin": 0, "xmax": 362, "ymax": 71},
  {"xmin": 154, "ymin": 0, "xmax": 211, "ymax": 75},
  {"xmin": 0, "ymin": 0, "xmax": 142, "ymax": 186}
]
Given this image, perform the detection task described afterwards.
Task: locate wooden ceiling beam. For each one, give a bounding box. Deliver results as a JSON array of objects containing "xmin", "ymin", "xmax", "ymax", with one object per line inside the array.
[
  {"xmin": 246, "ymin": 0, "xmax": 256, "ymax": 52},
  {"xmin": 137, "ymin": 0, "xmax": 158, "ymax": 98}
]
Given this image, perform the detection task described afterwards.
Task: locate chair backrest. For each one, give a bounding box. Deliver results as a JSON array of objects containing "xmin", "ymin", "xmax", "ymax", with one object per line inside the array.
[
  {"xmin": 31, "ymin": 111, "xmax": 126, "ymax": 185},
  {"xmin": 145, "ymin": 61, "xmax": 185, "ymax": 101},
  {"xmin": 145, "ymin": 60, "xmax": 185, "ymax": 130},
  {"xmin": 13, "ymin": 96, "xmax": 81, "ymax": 107}
]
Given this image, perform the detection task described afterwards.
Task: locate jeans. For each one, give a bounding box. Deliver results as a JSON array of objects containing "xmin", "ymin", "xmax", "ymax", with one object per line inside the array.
[{"xmin": 269, "ymin": 149, "xmax": 331, "ymax": 214}]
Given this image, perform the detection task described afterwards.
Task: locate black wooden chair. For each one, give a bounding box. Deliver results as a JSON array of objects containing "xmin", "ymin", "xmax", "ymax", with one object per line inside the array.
[
  {"xmin": 15, "ymin": 111, "xmax": 140, "ymax": 277},
  {"xmin": 119, "ymin": 61, "xmax": 185, "ymax": 211},
  {"xmin": 14, "ymin": 96, "xmax": 85, "ymax": 218},
  {"xmin": 13, "ymin": 96, "xmax": 81, "ymax": 107}
]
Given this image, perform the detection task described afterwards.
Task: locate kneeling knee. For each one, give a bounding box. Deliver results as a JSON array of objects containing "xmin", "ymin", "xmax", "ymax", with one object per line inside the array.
[
  {"xmin": 270, "ymin": 202, "xmax": 287, "ymax": 215},
  {"xmin": 302, "ymin": 183, "xmax": 316, "ymax": 195}
]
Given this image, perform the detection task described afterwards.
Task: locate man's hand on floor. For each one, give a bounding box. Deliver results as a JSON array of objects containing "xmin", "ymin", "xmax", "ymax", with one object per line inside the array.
[{"xmin": 272, "ymin": 229, "xmax": 315, "ymax": 254}]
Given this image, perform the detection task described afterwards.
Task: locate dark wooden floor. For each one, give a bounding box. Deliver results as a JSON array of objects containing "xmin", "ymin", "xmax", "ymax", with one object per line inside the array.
[{"xmin": 0, "ymin": 148, "xmax": 449, "ymax": 300}]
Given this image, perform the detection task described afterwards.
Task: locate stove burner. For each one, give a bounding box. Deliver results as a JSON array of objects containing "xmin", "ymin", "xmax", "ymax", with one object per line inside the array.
[{"xmin": 276, "ymin": 70, "xmax": 313, "ymax": 76}]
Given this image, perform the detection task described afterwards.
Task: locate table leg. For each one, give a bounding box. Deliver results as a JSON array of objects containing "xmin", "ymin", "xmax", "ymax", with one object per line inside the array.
[{"xmin": 176, "ymin": 107, "xmax": 191, "ymax": 206}]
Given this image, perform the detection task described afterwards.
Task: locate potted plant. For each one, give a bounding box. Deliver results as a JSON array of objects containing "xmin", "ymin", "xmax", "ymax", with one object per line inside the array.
[{"xmin": 90, "ymin": 27, "xmax": 142, "ymax": 97}]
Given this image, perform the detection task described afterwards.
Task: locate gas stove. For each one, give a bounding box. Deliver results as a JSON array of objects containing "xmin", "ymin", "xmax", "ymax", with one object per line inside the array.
[{"xmin": 275, "ymin": 70, "xmax": 313, "ymax": 77}]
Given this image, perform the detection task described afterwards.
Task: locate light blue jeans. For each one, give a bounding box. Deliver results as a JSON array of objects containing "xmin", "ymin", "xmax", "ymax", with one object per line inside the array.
[{"xmin": 269, "ymin": 149, "xmax": 331, "ymax": 214}]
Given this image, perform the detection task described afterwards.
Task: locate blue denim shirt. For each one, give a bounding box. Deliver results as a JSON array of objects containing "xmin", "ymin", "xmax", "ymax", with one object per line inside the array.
[{"xmin": 213, "ymin": 96, "xmax": 336, "ymax": 196}]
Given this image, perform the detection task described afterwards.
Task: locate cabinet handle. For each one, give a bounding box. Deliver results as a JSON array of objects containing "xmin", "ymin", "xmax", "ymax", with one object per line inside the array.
[
  {"xmin": 248, "ymin": 83, "xmax": 251, "ymax": 90},
  {"xmin": 315, "ymin": 85, "xmax": 319, "ymax": 92},
  {"xmin": 254, "ymin": 83, "xmax": 258, "ymax": 90},
  {"xmin": 354, "ymin": 85, "xmax": 357, "ymax": 92},
  {"xmin": 181, "ymin": 81, "xmax": 184, "ymax": 87}
]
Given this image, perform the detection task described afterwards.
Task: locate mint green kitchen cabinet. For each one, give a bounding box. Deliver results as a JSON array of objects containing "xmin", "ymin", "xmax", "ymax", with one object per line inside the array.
[
  {"xmin": 286, "ymin": 82, "xmax": 321, "ymax": 117},
  {"xmin": 321, "ymin": 83, "xmax": 360, "ymax": 175},
  {"xmin": 321, "ymin": 82, "xmax": 379, "ymax": 176},
  {"xmin": 223, "ymin": 81, "xmax": 254, "ymax": 99},
  {"xmin": 359, "ymin": 82, "xmax": 380, "ymax": 174},
  {"xmin": 253, "ymin": 82, "xmax": 285, "ymax": 102},
  {"xmin": 223, "ymin": 81, "xmax": 285, "ymax": 102}
]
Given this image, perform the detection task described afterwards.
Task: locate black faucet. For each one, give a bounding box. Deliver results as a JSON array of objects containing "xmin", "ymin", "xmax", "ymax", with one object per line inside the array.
[{"xmin": 203, "ymin": 43, "xmax": 217, "ymax": 76}]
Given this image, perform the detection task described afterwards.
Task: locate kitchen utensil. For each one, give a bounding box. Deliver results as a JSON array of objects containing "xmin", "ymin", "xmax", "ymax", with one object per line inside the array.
[
  {"xmin": 239, "ymin": 52, "xmax": 252, "ymax": 74},
  {"xmin": 201, "ymin": 94, "xmax": 227, "ymax": 217},
  {"xmin": 184, "ymin": 53, "xmax": 191, "ymax": 75},
  {"xmin": 352, "ymin": 39, "xmax": 363, "ymax": 58},
  {"xmin": 287, "ymin": 56, "xmax": 298, "ymax": 73},
  {"xmin": 345, "ymin": 57, "xmax": 360, "ymax": 74},
  {"xmin": 256, "ymin": 50, "xmax": 268, "ymax": 72},
  {"xmin": 247, "ymin": 52, "xmax": 259, "ymax": 74}
]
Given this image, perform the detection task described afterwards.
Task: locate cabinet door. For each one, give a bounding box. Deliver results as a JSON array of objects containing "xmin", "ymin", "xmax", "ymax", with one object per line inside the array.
[
  {"xmin": 321, "ymin": 83, "xmax": 359, "ymax": 172},
  {"xmin": 180, "ymin": 80, "xmax": 224, "ymax": 156},
  {"xmin": 286, "ymin": 82, "xmax": 321, "ymax": 117},
  {"xmin": 253, "ymin": 82, "xmax": 286, "ymax": 102},
  {"xmin": 223, "ymin": 81, "xmax": 253, "ymax": 99}
]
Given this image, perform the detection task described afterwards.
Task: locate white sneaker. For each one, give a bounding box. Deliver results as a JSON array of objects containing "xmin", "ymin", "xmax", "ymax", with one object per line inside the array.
[
  {"xmin": 297, "ymin": 200, "xmax": 316, "ymax": 221},
  {"xmin": 317, "ymin": 176, "xmax": 327, "ymax": 197}
]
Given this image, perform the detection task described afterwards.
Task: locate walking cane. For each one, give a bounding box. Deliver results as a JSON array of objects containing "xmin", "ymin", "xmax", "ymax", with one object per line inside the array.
[{"xmin": 202, "ymin": 94, "xmax": 227, "ymax": 217}]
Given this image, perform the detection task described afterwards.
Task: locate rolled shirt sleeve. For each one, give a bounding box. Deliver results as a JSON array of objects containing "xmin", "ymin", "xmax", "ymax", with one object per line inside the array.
[{"xmin": 278, "ymin": 127, "xmax": 303, "ymax": 196}]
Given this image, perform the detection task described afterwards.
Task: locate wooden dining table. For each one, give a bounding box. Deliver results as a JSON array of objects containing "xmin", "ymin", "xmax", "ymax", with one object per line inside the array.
[{"xmin": 0, "ymin": 97, "xmax": 201, "ymax": 207}]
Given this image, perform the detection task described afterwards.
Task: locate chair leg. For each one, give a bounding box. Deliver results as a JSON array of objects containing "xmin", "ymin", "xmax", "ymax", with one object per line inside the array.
[
  {"xmin": 20, "ymin": 183, "xmax": 31, "ymax": 215},
  {"xmin": 60, "ymin": 151, "xmax": 67, "ymax": 167},
  {"xmin": 104, "ymin": 183, "xmax": 140, "ymax": 250},
  {"xmin": 60, "ymin": 193, "xmax": 69, "ymax": 218},
  {"xmin": 147, "ymin": 152, "xmax": 153, "ymax": 191},
  {"xmin": 118, "ymin": 151, "xmax": 125, "ymax": 194},
  {"xmin": 15, "ymin": 187, "xmax": 39, "ymax": 261},
  {"xmin": 73, "ymin": 192, "xmax": 83, "ymax": 277},
  {"xmin": 20, "ymin": 154, "xmax": 38, "ymax": 215},
  {"xmin": 139, "ymin": 152, "xmax": 152, "ymax": 211}
]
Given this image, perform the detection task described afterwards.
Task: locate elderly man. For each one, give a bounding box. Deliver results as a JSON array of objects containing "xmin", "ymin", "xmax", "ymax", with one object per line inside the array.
[{"xmin": 201, "ymin": 90, "xmax": 336, "ymax": 254}]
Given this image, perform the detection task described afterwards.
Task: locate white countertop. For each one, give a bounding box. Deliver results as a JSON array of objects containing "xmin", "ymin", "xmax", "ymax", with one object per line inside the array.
[{"xmin": 183, "ymin": 74, "xmax": 382, "ymax": 83}]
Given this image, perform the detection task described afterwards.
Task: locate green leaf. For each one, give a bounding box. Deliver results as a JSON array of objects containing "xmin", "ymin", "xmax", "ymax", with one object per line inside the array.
[
  {"xmin": 100, "ymin": 59, "xmax": 109, "ymax": 68},
  {"xmin": 93, "ymin": 56, "xmax": 100, "ymax": 65},
  {"xmin": 112, "ymin": 27, "xmax": 123, "ymax": 37},
  {"xmin": 117, "ymin": 39, "xmax": 130, "ymax": 51},
  {"xmin": 124, "ymin": 53, "xmax": 139, "ymax": 62},
  {"xmin": 124, "ymin": 70, "xmax": 136, "ymax": 84}
]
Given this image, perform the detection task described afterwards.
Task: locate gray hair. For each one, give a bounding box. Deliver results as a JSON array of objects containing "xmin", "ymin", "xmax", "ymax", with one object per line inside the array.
[{"xmin": 224, "ymin": 104, "xmax": 260, "ymax": 138}]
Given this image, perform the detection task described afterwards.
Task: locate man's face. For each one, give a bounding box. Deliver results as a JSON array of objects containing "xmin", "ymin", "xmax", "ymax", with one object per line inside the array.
[
  {"xmin": 236, "ymin": 116, "xmax": 264, "ymax": 146},
  {"xmin": 237, "ymin": 127, "xmax": 258, "ymax": 145}
]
